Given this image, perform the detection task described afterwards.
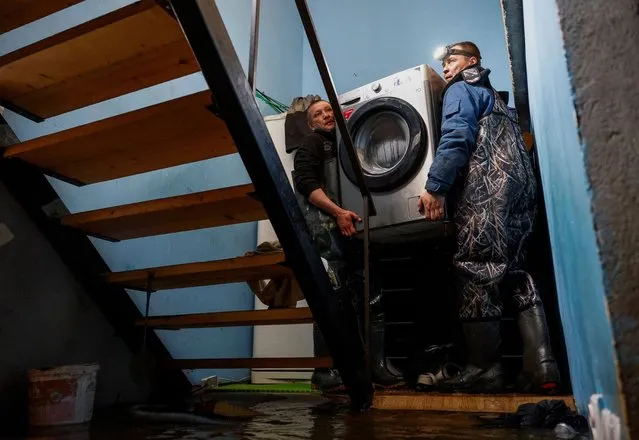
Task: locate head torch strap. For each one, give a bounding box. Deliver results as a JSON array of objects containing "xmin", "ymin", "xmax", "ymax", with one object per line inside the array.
[
  {"xmin": 447, "ymin": 48, "xmax": 477, "ymax": 59},
  {"xmin": 437, "ymin": 45, "xmax": 481, "ymax": 62}
]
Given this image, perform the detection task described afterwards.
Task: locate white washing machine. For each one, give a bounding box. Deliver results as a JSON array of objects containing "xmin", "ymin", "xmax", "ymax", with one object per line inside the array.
[{"xmin": 338, "ymin": 64, "xmax": 447, "ymax": 242}]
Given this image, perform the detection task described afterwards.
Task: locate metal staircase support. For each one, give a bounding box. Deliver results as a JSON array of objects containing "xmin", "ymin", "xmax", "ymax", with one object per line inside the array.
[{"xmin": 168, "ymin": 0, "xmax": 373, "ymax": 409}]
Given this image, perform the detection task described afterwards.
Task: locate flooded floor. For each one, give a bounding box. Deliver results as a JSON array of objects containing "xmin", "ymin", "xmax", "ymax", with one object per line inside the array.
[{"xmin": 17, "ymin": 394, "xmax": 578, "ymax": 440}]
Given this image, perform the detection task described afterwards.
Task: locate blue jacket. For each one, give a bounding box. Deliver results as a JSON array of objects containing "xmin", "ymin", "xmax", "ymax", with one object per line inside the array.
[{"xmin": 426, "ymin": 68, "xmax": 495, "ymax": 195}]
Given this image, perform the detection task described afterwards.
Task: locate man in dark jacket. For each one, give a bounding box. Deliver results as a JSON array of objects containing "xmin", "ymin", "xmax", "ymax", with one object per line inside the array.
[
  {"xmin": 293, "ymin": 99, "xmax": 403, "ymax": 390},
  {"xmin": 418, "ymin": 42, "xmax": 560, "ymax": 393}
]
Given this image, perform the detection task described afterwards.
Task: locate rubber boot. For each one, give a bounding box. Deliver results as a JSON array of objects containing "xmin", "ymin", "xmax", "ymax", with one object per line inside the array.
[
  {"xmin": 311, "ymin": 323, "xmax": 343, "ymax": 392},
  {"xmin": 438, "ymin": 321, "xmax": 505, "ymax": 393},
  {"xmin": 517, "ymin": 304, "xmax": 561, "ymax": 393},
  {"xmin": 370, "ymin": 310, "xmax": 404, "ymax": 388}
]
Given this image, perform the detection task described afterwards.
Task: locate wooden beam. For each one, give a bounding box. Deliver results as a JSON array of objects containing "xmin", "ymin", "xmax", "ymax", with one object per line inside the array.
[
  {"xmin": 105, "ymin": 252, "xmax": 290, "ymax": 291},
  {"xmin": 135, "ymin": 307, "xmax": 314, "ymax": 329},
  {"xmin": 4, "ymin": 92, "xmax": 235, "ymax": 184},
  {"xmin": 0, "ymin": 0, "xmax": 198, "ymax": 118},
  {"xmin": 163, "ymin": 357, "xmax": 332, "ymax": 370},
  {"xmin": 61, "ymin": 184, "xmax": 265, "ymax": 241},
  {"xmin": 0, "ymin": 0, "xmax": 83, "ymax": 34},
  {"xmin": 372, "ymin": 391, "xmax": 576, "ymax": 413}
]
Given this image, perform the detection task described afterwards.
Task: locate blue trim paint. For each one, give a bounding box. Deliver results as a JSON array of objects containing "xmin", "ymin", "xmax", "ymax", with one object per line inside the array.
[
  {"xmin": 1, "ymin": 0, "xmax": 304, "ymax": 383},
  {"xmin": 523, "ymin": 0, "xmax": 623, "ymax": 416}
]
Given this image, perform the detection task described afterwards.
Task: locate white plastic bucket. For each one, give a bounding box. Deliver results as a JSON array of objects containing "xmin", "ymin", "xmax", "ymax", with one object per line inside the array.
[{"xmin": 27, "ymin": 363, "xmax": 99, "ymax": 426}]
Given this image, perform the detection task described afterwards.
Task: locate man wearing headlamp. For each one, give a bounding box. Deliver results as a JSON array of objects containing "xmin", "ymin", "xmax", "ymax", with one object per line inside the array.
[{"xmin": 418, "ymin": 41, "xmax": 560, "ymax": 394}]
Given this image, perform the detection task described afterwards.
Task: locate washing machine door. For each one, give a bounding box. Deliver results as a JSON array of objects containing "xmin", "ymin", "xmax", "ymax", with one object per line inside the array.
[{"xmin": 339, "ymin": 96, "xmax": 428, "ymax": 192}]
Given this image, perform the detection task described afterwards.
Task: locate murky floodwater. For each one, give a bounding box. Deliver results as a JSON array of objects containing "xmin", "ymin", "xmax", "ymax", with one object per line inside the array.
[{"xmin": 18, "ymin": 394, "xmax": 576, "ymax": 440}]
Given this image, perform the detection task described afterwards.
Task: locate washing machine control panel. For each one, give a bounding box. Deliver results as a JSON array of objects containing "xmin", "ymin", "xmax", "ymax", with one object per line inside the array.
[
  {"xmin": 339, "ymin": 67, "xmax": 427, "ymax": 108},
  {"xmin": 362, "ymin": 66, "xmax": 425, "ymax": 102}
]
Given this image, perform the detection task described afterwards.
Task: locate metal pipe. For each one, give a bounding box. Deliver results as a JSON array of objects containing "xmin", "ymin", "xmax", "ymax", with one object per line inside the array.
[
  {"xmin": 295, "ymin": 0, "xmax": 375, "ymax": 383},
  {"xmin": 248, "ymin": 0, "xmax": 261, "ymax": 92},
  {"xmin": 294, "ymin": 0, "xmax": 376, "ymax": 216},
  {"xmin": 142, "ymin": 272, "xmax": 155, "ymax": 351},
  {"xmin": 500, "ymin": 0, "xmax": 531, "ymax": 132},
  {"xmin": 363, "ymin": 195, "xmax": 371, "ymax": 375}
]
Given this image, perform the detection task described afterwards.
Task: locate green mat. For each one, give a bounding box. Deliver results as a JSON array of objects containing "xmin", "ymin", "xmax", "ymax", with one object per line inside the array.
[{"xmin": 214, "ymin": 382, "xmax": 318, "ymax": 393}]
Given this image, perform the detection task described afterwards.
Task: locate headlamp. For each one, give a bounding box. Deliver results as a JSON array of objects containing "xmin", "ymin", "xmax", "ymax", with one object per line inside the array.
[{"xmin": 433, "ymin": 45, "xmax": 480, "ymax": 62}]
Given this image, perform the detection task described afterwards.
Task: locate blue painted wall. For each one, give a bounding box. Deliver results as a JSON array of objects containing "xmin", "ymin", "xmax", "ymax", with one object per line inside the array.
[
  {"xmin": 5, "ymin": 0, "xmax": 622, "ymax": 410},
  {"xmin": 302, "ymin": 0, "xmax": 512, "ymax": 102},
  {"xmin": 299, "ymin": 0, "xmax": 624, "ymax": 419},
  {"xmin": 523, "ymin": 0, "xmax": 623, "ymax": 416},
  {"xmin": 1, "ymin": 0, "xmax": 303, "ymax": 383}
]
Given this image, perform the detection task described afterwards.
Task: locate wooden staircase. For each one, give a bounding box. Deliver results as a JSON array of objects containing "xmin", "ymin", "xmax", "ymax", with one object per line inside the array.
[
  {"xmin": 135, "ymin": 308, "xmax": 315, "ymax": 330},
  {"xmin": 60, "ymin": 183, "xmax": 266, "ymax": 241},
  {"xmin": 1, "ymin": 0, "xmax": 329, "ymax": 374},
  {"xmin": 1, "ymin": 0, "xmax": 83, "ymax": 34},
  {"xmin": 1, "ymin": 0, "xmax": 571, "ymax": 412},
  {"xmin": 3, "ymin": 91, "xmax": 233, "ymax": 185},
  {"xmin": 105, "ymin": 252, "xmax": 292, "ymax": 291},
  {"xmin": 0, "ymin": 0, "xmax": 198, "ymax": 120}
]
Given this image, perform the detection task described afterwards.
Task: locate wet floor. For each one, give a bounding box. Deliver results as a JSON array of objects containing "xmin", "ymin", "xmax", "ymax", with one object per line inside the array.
[{"xmin": 17, "ymin": 394, "xmax": 580, "ymax": 440}]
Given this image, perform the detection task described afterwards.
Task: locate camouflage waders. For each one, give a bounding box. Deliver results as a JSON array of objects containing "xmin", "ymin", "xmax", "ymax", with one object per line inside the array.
[
  {"xmin": 294, "ymin": 148, "xmax": 350, "ymax": 392},
  {"xmin": 294, "ymin": 155, "xmax": 346, "ymax": 290},
  {"xmin": 453, "ymin": 90, "xmax": 542, "ymax": 320}
]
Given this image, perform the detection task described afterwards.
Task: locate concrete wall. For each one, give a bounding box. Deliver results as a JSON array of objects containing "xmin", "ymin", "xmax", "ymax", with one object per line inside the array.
[
  {"xmin": 302, "ymin": 0, "xmax": 512, "ymax": 101},
  {"xmin": 553, "ymin": 0, "xmax": 639, "ymax": 434},
  {"xmin": 523, "ymin": 0, "xmax": 629, "ymax": 434},
  {"xmin": 0, "ymin": 179, "xmax": 148, "ymax": 432},
  {"xmin": 1, "ymin": 0, "xmax": 304, "ymax": 384}
]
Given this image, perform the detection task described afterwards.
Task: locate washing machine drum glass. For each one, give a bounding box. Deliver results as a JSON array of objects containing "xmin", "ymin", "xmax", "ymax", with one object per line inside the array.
[
  {"xmin": 354, "ymin": 111, "xmax": 410, "ymax": 175},
  {"xmin": 340, "ymin": 97, "xmax": 428, "ymax": 192}
]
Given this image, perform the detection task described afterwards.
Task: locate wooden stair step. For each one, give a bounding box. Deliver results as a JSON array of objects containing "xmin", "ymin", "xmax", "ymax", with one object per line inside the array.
[
  {"xmin": 135, "ymin": 308, "xmax": 314, "ymax": 329},
  {"xmin": 3, "ymin": 91, "xmax": 234, "ymax": 185},
  {"xmin": 372, "ymin": 391, "xmax": 576, "ymax": 413},
  {"xmin": 106, "ymin": 252, "xmax": 290, "ymax": 291},
  {"xmin": 0, "ymin": 0, "xmax": 198, "ymax": 119},
  {"xmin": 163, "ymin": 357, "xmax": 332, "ymax": 370},
  {"xmin": 61, "ymin": 183, "xmax": 266, "ymax": 241},
  {"xmin": 1, "ymin": 0, "xmax": 84, "ymax": 34}
]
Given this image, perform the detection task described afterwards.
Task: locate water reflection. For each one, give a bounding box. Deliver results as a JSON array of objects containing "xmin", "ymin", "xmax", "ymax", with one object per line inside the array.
[{"xmin": 23, "ymin": 395, "xmax": 566, "ymax": 440}]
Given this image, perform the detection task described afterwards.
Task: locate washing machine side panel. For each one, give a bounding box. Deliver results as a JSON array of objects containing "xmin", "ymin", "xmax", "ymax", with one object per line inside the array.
[
  {"xmin": 338, "ymin": 156, "xmax": 364, "ymax": 215},
  {"xmin": 422, "ymin": 66, "xmax": 446, "ymax": 191}
]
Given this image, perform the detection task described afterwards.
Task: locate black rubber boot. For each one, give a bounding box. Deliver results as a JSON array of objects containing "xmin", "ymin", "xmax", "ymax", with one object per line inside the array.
[
  {"xmin": 345, "ymin": 267, "xmax": 403, "ymax": 388},
  {"xmin": 517, "ymin": 305, "xmax": 561, "ymax": 393},
  {"xmin": 370, "ymin": 310, "xmax": 404, "ymax": 388},
  {"xmin": 438, "ymin": 321, "xmax": 504, "ymax": 393},
  {"xmin": 311, "ymin": 323, "xmax": 343, "ymax": 392}
]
